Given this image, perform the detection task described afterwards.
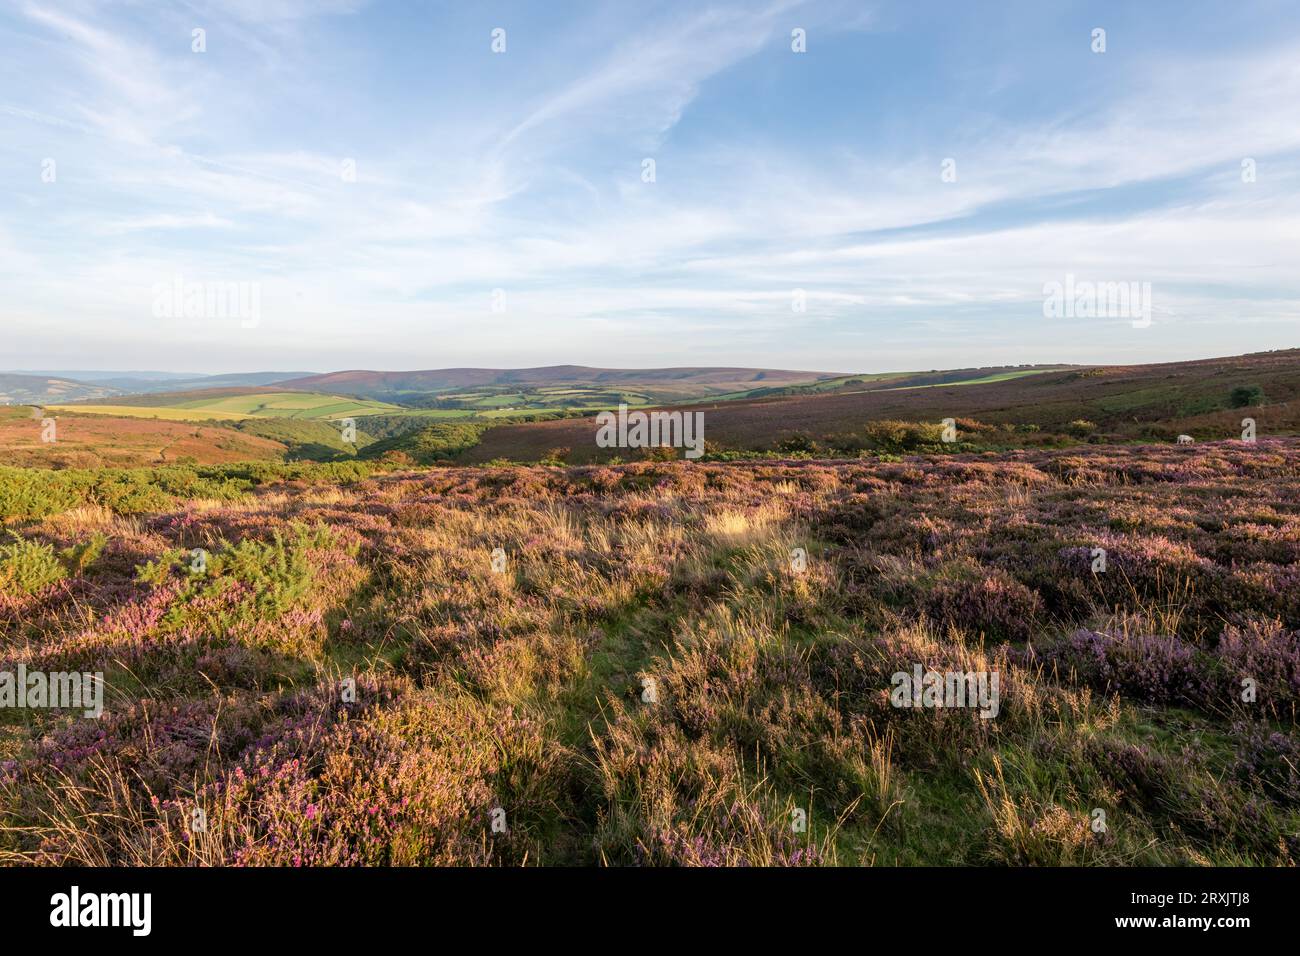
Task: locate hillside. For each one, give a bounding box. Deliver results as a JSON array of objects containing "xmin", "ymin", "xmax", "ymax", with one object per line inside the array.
[
  {"xmin": 459, "ymin": 349, "xmax": 1300, "ymax": 463},
  {"xmin": 1, "ymin": 371, "xmax": 317, "ymax": 405},
  {"xmin": 17, "ymin": 350, "xmax": 1298, "ymax": 468},
  {"xmin": 0, "ymin": 405, "xmax": 287, "ymax": 467},
  {"xmin": 277, "ymin": 365, "xmax": 845, "ymax": 400},
  {"xmin": 0, "ymin": 373, "xmax": 120, "ymax": 405}
]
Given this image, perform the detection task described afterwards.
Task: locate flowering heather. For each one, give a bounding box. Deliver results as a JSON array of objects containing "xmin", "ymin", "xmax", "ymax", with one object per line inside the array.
[
  {"xmin": 1, "ymin": 440, "xmax": 1298, "ymax": 865},
  {"xmin": 1037, "ymin": 629, "xmax": 1208, "ymax": 708}
]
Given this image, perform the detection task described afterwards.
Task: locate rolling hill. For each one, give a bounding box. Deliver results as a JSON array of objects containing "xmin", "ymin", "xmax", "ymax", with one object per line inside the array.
[
  {"xmin": 16, "ymin": 351, "xmax": 1298, "ymax": 467},
  {"xmin": 276, "ymin": 365, "xmax": 846, "ymax": 401},
  {"xmin": 1, "ymin": 371, "xmax": 318, "ymax": 405},
  {"xmin": 0, "ymin": 373, "xmax": 120, "ymax": 405},
  {"xmin": 456, "ymin": 349, "xmax": 1300, "ymax": 463}
]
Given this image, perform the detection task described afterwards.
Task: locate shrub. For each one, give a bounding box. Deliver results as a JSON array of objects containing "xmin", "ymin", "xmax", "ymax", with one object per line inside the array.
[
  {"xmin": 1215, "ymin": 619, "xmax": 1300, "ymax": 718},
  {"xmin": 826, "ymin": 421, "xmax": 948, "ymax": 454},
  {"xmin": 360, "ymin": 422, "xmax": 487, "ymax": 464},
  {"xmin": 0, "ymin": 535, "xmax": 67, "ymax": 594},
  {"xmin": 0, "ymin": 461, "xmax": 380, "ymax": 520},
  {"xmin": 1231, "ymin": 722, "xmax": 1300, "ymax": 806},
  {"xmin": 1230, "ymin": 385, "xmax": 1265, "ymax": 408},
  {"xmin": 1041, "ymin": 629, "xmax": 1207, "ymax": 707},
  {"xmin": 60, "ymin": 533, "xmax": 108, "ymax": 574},
  {"xmin": 638, "ymin": 445, "xmax": 679, "ymax": 462},
  {"xmin": 924, "ymin": 572, "xmax": 1044, "ymax": 641},
  {"xmin": 777, "ymin": 432, "xmax": 818, "ymax": 454}
]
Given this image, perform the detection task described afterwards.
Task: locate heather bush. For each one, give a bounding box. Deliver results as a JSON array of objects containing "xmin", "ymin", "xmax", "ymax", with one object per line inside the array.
[
  {"xmin": 1214, "ymin": 619, "xmax": 1300, "ymax": 718},
  {"xmin": 1231, "ymin": 722, "xmax": 1300, "ymax": 806},
  {"xmin": 1039, "ymin": 629, "xmax": 1208, "ymax": 708},
  {"xmin": 924, "ymin": 570, "xmax": 1044, "ymax": 641}
]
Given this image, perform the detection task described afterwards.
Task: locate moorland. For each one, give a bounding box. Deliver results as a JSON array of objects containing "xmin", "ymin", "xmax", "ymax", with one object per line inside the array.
[
  {"xmin": 0, "ymin": 349, "xmax": 1296, "ymax": 866},
  {"xmin": 7, "ymin": 351, "xmax": 1296, "ymax": 469}
]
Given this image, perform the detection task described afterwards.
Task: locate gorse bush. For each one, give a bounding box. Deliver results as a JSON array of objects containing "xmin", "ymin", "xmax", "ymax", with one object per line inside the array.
[
  {"xmin": 777, "ymin": 432, "xmax": 818, "ymax": 454},
  {"xmin": 0, "ymin": 468, "xmax": 98, "ymax": 519},
  {"xmin": 0, "ymin": 461, "xmax": 383, "ymax": 520},
  {"xmin": 212, "ymin": 525, "xmax": 348, "ymax": 615},
  {"xmin": 816, "ymin": 419, "xmax": 1010, "ymax": 455},
  {"xmin": 0, "ymin": 531, "xmax": 110, "ymax": 595},
  {"xmin": 60, "ymin": 532, "xmax": 108, "ymax": 575},
  {"xmin": 822, "ymin": 420, "xmax": 949, "ymax": 454},
  {"xmin": 0, "ymin": 534, "xmax": 67, "ymax": 594}
]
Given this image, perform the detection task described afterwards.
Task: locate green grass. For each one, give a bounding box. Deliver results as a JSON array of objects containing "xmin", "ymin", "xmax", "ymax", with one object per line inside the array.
[
  {"xmin": 51, "ymin": 392, "xmax": 403, "ymax": 423},
  {"xmin": 48, "ymin": 404, "xmax": 257, "ymax": 421},
  {"xmin": 1093, "ymin": 385, "xmax": 1184, "ymax": 414},
  {"xmin": 879, "ymin": 368, "xmax": 1067, "ymax": 391}
]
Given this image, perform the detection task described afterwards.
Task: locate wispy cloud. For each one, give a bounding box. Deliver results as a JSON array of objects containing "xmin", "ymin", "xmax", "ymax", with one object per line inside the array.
[{"xmin": 0, "ymin": 0, "xmax": 1296, "ymax": 371}]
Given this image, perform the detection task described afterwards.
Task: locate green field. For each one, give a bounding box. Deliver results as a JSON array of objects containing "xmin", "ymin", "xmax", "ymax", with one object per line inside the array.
[
  {"xmin": 405, "ymin": 384, "xmax": 659, "ymax": 413},
  {"xmin": 51, "ymin": 391, "xmax": 403, "ymax": 422},
  {"xmin": 48, "ymin": 379, "xmax": 808, "ymax": 430},
  {"xmin": 879, "ymin": 368, "xmax": 1071, "ymax": 391},
  {"xmin": 46, "ymin": 404, "xmax": 260, "ymax": 422}
]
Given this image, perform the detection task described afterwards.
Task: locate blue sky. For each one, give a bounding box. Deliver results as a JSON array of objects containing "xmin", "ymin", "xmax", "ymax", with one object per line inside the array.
[{"xmin": 2, "ymin": 0, "xmax": 1298, "ymax": 374}]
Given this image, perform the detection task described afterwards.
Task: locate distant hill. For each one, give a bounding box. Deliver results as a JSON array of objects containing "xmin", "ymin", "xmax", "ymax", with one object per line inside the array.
[
  {"xmin": 9, "ymin": 350, "xmax": 1299, "ymax": 468},
  {"xmin": 1, "ymin": 371, "xmax": 318, "ymax": 404},
  {"xmin": 159, "ymin": 372, "xmax": 319, "ymax": 391},
  {"xmin": 276, "ymin": 366, "xmax": 845, "ymax": 400},
  {"xmin": 458, "ymin": 349, "xmax": 1300, "ymax": 462},
  {"xmin": 9, "ymin": 370, "xmax": 199, "ymax": 384},
  {"xmin": 0, "ymin": 373, "xmax": 119, "ymax": 405}
]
